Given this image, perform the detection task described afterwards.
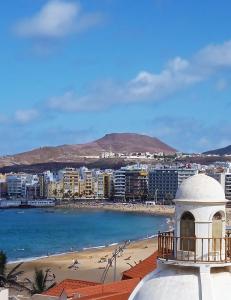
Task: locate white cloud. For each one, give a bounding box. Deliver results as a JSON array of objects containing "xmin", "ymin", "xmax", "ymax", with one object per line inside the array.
[
  {"xmin": 14, "ymin": 0, "xmax": 102, "ymax": 39},
  {"xmin": 14, "ymin": 109, "xmax": 39, "ymax": 124},
  {"xmin": 46, "ymin": 40, "xmax": 231, "ymax": 112},
  {"xmin": 195, "ymin": 41, "xmax": 231, "ymax": 69}
]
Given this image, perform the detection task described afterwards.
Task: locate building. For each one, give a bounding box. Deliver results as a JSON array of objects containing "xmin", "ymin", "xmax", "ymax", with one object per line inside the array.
[
  {"xmin": 130, "ymin": 174, "xmax": 231, "ymax": 300},
  {"xmin": 94, "ymin": 171, "xmax": 113, "ymax": 199},
  {"xmin": 78, "ymin": 179, "xmax": 85, "ymax": 198},
  {"xmin": 94, "ymin": 172, "xmax": 104, "ymax": 199},
  {"xmin": 0, "ymin": 175, "xmax": 7, "ymax": 198},
  {"xmin": 82, "ymin": 169, "xmax": 94, "ymax": 197},
  {"xmin": 61, "ymin": 168, "xmax": 80, "ymax": 197},
  {"xmin": 148, "ymin": 167, "xmax": 198, "ymax": 202},
  {"xmin": 125, "ymin": 170, "xmax": 148, "ymax": 201},
  {"xmin": 114, "ymin": 169, "xmax": 126, "ymax": 201},
  {"xmin": 6, "ymin": 173, "xmax": 28, "ymax": 198},
  {"xmin": 38, "ymin": 171, "xmax": 54, "ymax": 198},
  {"xmin": 25, "ymin": 184, "xmax": 40, "ymax": 199},
  {"xmin": 104, "ymin": 172, "xmax": 113, "ymax": 199},
  {"xmin": 208, "ymin": 172, "xmax": 231, "ymax": 200},
  {"xmin": 47, "ymin": 181, "xmax": 63, "ymax": 199}
]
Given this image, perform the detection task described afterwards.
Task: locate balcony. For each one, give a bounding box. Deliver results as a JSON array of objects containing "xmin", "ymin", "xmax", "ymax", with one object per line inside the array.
[{"xmin": 158, "ymin": 231, "xmax": 231, "ymax": 263}]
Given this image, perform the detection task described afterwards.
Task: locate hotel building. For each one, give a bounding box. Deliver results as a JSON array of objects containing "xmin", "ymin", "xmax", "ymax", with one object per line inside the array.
[{"xmin": 148, "ymin": 167, "xmax": 198, "ymax": 202}]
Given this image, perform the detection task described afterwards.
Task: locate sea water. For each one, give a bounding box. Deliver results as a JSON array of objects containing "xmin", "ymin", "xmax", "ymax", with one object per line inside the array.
[{"xmin": 0, "ymin": 208, "xmax": 167, "ymax": 262}]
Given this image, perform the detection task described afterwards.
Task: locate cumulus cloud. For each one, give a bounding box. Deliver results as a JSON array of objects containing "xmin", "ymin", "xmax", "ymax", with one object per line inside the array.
[
  {"xmin": 46, "ymin": 40, "xmax": 231, "ymax": 112},
  {"xmin": 14, "ymin": 109, "xmax": 39, "ymax": 124},
  {"xmin": 195, "ymin": 41, "xmax": 231, "ymax": 69},
  {"xmin": 14, "ymin": 0, "xmax": 102, "ymax": 39}
]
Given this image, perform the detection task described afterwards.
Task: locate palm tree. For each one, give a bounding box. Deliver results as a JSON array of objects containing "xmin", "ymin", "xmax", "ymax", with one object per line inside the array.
[
  {"xmin": 0, "ymin": 251, "xmax": 27, "ymax": 291},
  {"xmin": 29, "ymin": 268, "xmax": 56, "ymax": 295}
]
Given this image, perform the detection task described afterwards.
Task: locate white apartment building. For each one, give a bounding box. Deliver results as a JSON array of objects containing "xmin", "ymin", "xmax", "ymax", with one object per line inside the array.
[
  {"xmin": 113, "ymin": 170, "xmax": 126, "ymax": 200},
  {"xmin": 94, "ymin": 172, "xmax": 104, "ymax": 199},
  {"xmin": 208, "ymin": 172, "xmax": 231, "ymax": 200}
]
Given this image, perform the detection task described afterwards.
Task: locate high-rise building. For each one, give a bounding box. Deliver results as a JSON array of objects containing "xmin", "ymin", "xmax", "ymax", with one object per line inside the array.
[
  {"xmin": 6, "ymin": 174, "xmax": 28, "ymax": 198},
  {"xmin": 125, "ymin": 170, "xmax": 148, "ymax": 201},
  {"xmin": 94, "ymin": 172, "xmax": 113, "ymax": 199},
  {"xmin": 114, "ymin": 170, "xmax": 126, "ymax": 201},
  {"xmin": 148, "ymin": 168, "xmax": 198, "ymax": 202},
  {"xmin": 83, "ymin": 170, "xmax": 94, "ymax": 197},
  {"xmin": 62, "ymin": 168, "xmax": 80, "ymax": 197}
]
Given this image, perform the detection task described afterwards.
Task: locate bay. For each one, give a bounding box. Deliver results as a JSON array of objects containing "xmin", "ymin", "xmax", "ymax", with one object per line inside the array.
[{"xmin": 0, "ymin": 208, "xmax": 168, "ymax": 261}]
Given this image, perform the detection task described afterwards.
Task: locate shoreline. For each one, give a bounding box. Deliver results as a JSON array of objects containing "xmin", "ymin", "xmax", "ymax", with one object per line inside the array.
[
  {"xmin": 55, "ymin": 202, "xmax": 175, "ymax": 217},
  {"xmin": 55, "ymin": 202, "xmax": 231, "ymax": 226},
  {"xmin": 7, "ymin": 234, "xmax": 158, "ymax": 264},
  {"xmin": 7, "ymin": 237, "xmax": 158, "ymax": 295}
]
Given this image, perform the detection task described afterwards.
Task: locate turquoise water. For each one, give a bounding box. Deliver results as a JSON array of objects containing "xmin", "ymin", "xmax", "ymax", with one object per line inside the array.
[{"xmin": 0, "ymin": 208, "xmax": 167, "ymax": 262}]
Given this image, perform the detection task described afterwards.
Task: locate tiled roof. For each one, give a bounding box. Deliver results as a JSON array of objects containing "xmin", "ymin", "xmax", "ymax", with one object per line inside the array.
[
  {"xmin": 79, "ymin": 291, "xmax": 130, "ymax": 300},
  {"xmin": 43, "ymin": 277, "xmax": 138, "ymax": 299},
  {"xmin": 122, "ymin": 251, "xmax": 157, "ymax": 280},
  {"xmin": 43, "ymin": 252, "xmax": 158, "ymax": 299},
  {"xmin": 43, "ymin": 279, "xmax": 100, "ymax": 297},
  {"xmin": 75, "ymin": 278, "xmax": 139, "ymax": 299}
]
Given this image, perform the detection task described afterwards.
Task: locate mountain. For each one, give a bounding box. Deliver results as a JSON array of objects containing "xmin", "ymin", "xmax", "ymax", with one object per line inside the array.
[
  {"xmin": 0, "ymin": 133, "xmax": 176, "ymax": 167},
  {"xmin": 203, "ymin": 145, "xmax": 231, "ymax": 156}
]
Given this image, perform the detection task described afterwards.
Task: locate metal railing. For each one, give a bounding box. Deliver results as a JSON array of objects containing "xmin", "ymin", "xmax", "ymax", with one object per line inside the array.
[{"xmin": 158, "ymin": 231, "xmax": 231, "ymax": 263}]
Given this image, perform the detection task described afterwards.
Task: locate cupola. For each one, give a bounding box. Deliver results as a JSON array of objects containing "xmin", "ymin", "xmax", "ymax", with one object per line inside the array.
[{"xmin": 129, "ymin": 174, "xmax": 231, "ymax": 300}]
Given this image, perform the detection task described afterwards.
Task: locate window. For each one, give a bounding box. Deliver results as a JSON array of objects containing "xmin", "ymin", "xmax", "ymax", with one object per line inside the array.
[{"xmin": 180, "ymin": 211, "xmax": 195, "ymax": 251}]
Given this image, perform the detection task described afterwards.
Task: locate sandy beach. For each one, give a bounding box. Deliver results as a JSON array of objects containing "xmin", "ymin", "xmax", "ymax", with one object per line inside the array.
[
  {"xmin": 6, "ymin": 204, "xmax": 231, "ymax": 297},
  {"xmin": 56, "ymin": 202, "xmax": 175, "ymax": 217},
  {"xmin": 7, "ymin": 237, "xmax": 157, "ymax": 297}
]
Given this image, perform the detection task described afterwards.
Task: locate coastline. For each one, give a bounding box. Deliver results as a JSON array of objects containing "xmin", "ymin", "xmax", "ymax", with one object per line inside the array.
[
  {"xmin": 55, "ymin": 202, "xmax": 175, "ymax": 217},
  {"xmin": 7, "ymin": 237, "xmax": 158, "ymax": 291},
  {"xmin": 7, "ymin": 204, "xmax": 231, "ymax": 296},
  {"xmin": 54, "ymin": 202, "xmax": 231, "ymax": 226},
  {"xmin": 7, "ymin": 234, "xmax": 157, "ymax": 265}
]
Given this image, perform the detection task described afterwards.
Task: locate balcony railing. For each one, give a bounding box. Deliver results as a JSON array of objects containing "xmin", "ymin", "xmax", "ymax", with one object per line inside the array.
[{"xmin": 158, "ymin": 231, "xmax": 231, "ymax": 263}]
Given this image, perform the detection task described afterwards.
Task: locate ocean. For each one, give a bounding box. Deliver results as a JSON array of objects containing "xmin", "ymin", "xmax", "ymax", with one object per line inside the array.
[{"xmin": 0, "ymin": 208, "xmax": 167, "ymax": 262}]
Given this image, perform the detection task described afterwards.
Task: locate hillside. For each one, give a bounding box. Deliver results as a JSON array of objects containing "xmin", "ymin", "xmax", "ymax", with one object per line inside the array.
[
  {"xmin": 203, "ymin": 145, "xmax": 231, "ymax": 156},
  {"xmin": 0, "ymin": 133, "xmax": 176, "ymax": 168}
]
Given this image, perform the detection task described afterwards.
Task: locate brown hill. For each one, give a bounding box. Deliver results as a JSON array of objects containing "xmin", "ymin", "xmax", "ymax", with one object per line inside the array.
[{"xmin": 0, "ymin": 133, "xmax": 176, "ymax": 167}]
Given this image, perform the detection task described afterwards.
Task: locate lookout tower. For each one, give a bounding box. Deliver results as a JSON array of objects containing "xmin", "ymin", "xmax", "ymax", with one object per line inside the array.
[{"xmin": 129, "ymin": 174, "xmax": 231, "ymax": 300}]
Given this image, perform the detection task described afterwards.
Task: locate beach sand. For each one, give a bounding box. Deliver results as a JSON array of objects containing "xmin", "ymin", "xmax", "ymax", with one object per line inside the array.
[
  {"xmin": 7, "ymin": 237, "xmax": 158, "ymax": 294},
  {"xmin": 57, "ymin": 202, "xmax": 175, "ymax": 217}
]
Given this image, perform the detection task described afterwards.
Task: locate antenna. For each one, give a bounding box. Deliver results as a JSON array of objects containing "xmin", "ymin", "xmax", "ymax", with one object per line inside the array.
[{"xmin": 100, "ymin": 240, "xmax": 130, "ymax": 283}]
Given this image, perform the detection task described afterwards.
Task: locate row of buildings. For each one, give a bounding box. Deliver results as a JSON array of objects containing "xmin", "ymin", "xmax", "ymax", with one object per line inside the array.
[{"xmin": 1, "ymin": 162, "xmax": 231, "ymax": 202}]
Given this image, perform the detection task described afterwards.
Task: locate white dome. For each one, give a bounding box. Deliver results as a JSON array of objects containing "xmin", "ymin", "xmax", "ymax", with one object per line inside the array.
[
  {"xmin": 175, "ymin": 173, "xmax": 226, "ymax": 203},
  {"xmin": 129, "ymin": 264, "xmax": 231, "ymax": 300}
]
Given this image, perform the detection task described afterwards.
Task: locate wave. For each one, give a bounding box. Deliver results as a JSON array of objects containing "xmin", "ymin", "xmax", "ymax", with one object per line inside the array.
[
  {"xmin": 83, "ymin": 245, "xmax": 106, "ymax": 250},
  {"xmin": 108, "ymin": 242, "xmax": 119, "ymax": 246},
  {"xmin": 8, "ymin": 234, "xmax": 158, "ymax": 264}
]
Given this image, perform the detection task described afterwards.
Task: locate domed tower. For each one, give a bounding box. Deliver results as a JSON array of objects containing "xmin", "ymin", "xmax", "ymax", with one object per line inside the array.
[{"xmin": 129, "ymin": 174, "xmax": 231, "ymax": 300}]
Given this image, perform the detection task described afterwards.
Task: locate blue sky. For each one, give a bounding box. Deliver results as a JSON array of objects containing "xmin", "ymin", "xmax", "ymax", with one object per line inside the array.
[{"xmin": 1, "ymin": 0, "xmax": 231, "ymax": 154}]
